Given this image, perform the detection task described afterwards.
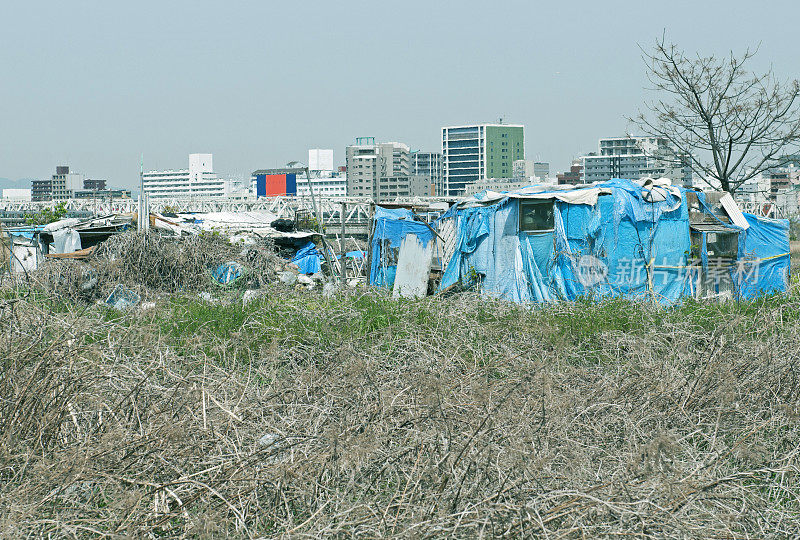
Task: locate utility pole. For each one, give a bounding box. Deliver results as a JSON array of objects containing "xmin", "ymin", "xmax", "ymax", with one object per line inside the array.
[
  {"xmin": 340, "ymin": 200, "xmax": 346, "ymax": 281},
  {"xmin": 304, "ymin": 166, "xmax": 321, "ymax": 231}
]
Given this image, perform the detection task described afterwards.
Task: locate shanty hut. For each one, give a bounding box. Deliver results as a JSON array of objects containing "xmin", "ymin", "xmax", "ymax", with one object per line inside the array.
[{"xmin": 371, "ymin": 178, "xmax": 790, "ymax": 303}]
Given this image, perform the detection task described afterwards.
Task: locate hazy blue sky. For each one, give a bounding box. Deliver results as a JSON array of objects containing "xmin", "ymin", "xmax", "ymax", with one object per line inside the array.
[{"xmin": 2, "ymin": 0, "xmax": 800, "ymax": 188}]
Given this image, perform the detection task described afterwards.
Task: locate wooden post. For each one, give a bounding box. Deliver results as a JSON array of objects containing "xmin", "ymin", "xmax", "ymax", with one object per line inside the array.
[{"xmin": 366, "ymin": 202, "xmax": 375, "ymax": 282}]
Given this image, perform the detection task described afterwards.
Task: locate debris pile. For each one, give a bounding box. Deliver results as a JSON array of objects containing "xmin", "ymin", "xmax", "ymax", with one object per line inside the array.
[{"xmin": 31, "ymin": 231, "xmax": 313, "ymax": 304}]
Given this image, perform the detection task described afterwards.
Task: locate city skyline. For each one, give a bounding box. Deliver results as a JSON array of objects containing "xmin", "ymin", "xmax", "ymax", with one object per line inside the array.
[{"xmin": 2, "ymin": 0, "xmax": 800, "ymax": 188}]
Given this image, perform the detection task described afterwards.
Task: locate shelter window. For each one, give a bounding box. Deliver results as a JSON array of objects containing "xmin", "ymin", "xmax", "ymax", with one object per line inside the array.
[
  {"xmin": 519, "ymin": 200, "xmax": 554, "ymax": 232},
  {"xmin": 689, "ymin": 228, "xmax": 739, "ymax": 260}
]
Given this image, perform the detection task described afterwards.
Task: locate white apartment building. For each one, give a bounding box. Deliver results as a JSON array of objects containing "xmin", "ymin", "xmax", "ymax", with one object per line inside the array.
[
  {"xmin": 143, "ymin": 153, "xmax": 231, "ymax": 199},
  {"xmin": 297, "ymin": 173, "xmax": 347, "ymax": 197},
  {"xmin": 582, "ymin": 136, "xmax": 693, "ymax": 187}
]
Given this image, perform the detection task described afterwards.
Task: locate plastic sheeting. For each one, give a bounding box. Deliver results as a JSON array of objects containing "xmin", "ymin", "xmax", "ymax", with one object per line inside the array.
[
  {"xmin": 52, "ymin": 228, "xmax": 82, "ymax": 254},
  {"xmin": 105, "ymin": 285, "xmax": 140, "ymax": 310},
  {"xmin": 369, "ymin": 207, "xmax": 434, "ymax": 289},
  {"xmin": 735, "ymin": 213, "xmax": 791, "ymax": 297},
  {"xmin": 291, "ymin": 242, "xmax": 322, "ymax": 275},
  {"xmin": 437, "ymin": 179, "xmax": 790, "ymax": 305},
  {"xmin": 212, "ymin": 261, "xmax": 245, "ymax": 286}
]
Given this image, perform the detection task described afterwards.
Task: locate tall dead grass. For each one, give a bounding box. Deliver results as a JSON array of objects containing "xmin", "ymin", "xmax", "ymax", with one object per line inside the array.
[{"xmin": 1, "ymin": 284, "xmax": 799, "ymax": 538}]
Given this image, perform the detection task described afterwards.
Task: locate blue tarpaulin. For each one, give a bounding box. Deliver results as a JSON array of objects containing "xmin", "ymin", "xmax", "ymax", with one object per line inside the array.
[
  {"xmin": 369, "ymin": 206, "xmax": 434, "ymax": 289},
  {"xmin": 291, "ymin": 242, "xmax": 323, "ymax": 274},
  {"xmin": 735, "ymin": 213, "xmax": 791, "ymax": 297},
  {"xmin": 433, "ymin": 179, "xmax": 790, "ymax": 304},
  {"xmin": 212, "ymin": 261, "xmax": 245, "ymax": 286}
]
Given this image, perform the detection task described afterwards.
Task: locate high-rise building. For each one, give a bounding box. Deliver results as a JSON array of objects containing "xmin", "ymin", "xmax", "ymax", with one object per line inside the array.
[
  {"xmin": 143, "ymin": 154, "xmax": 233, "ymax": 198},
  {"xmin": 346, "ymin": 138, "xmax": 427, "ymax": 200},
  {"xmin": 441, "ymin": 123, "xmax": 524, "ymax": 196},
  {"xmin": 411, "ymin": 151, "xmax": 443, "ymax": 195},
  {"xmin": 582, "ymin": 136, "xmax": 692, "ymax": 186}
]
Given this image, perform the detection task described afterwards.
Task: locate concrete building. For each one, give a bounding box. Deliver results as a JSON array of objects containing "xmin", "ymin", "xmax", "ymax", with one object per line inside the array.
[
  {"xmin": 411, "ymin": 151, "xmax": 443, "ymax": 195},
  {"xmin": 442, "ymin": 123, "xmax": 524, "ymax": 196},
  {"xmin": 74, "ymin": 188, "xmax": 131, "ymax": 200},
  {"xmin": 143, "ymin": 154, "xmax": 232, "ymax": 199},
  {"xmin": 2, "ymin": 188, "xmax": 32, "ymax": 202},
  {"xmin": 32, "ymin": 166, "xmax": 85, "ymax": 201},
  {"xmin": 512, "ymin": 160, "xmax": 535, "ymax": 181},
  {"xmin": 308, "ymin": 149, "xmax": 334, "ymax": 173},
  {"xmin": 464, "ymin": 178, "xmax": 530, "ymax": 195},
  {"xmin": 83, "ymin": 179, "xmax": 107, "ymax": 191},
  {"xmin": 736, "ymin": 174, "xmax": 771, "ymax": 206},
  {"xmin": 557, "ymin": 160, "xmax": 584, "ymax": 185},
  {"xmin": 346, "ymin": 138, "xmax": 427, "ymax": 201},
  {"xmin": 582, "ymin": 136, "xmax": 693, "ymax": 186},
  {"xmin": 297, "ymin": 172, "xmax": 347, "ymax": 198},
  {"xmin": 534, "ymin": 162, "xmax": 550, "ymax": 180}
]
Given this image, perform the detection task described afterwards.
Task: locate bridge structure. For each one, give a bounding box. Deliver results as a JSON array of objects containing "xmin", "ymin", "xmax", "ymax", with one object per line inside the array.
[
  {"xmin": 0, "ymin": 195, "xmax": 455, "ymax": 237},
  {"xmin": 2, "ymin": 194, "xmax": 788, "ymax": 234}
]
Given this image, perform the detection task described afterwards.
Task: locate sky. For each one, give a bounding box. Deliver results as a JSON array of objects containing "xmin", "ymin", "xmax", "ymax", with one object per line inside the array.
[{"xmin": 2, "ymin": 0, "xmax": 800, "ymax": 189}]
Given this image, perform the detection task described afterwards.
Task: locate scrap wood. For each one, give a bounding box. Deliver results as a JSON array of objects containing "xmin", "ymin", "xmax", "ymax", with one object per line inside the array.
[{"xmin": 44, "ymin": 246, "xmax": 97, "ymax": 260}]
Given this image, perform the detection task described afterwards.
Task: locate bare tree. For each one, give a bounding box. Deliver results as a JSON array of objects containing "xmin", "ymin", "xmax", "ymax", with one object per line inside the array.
[{"xmin": 632, "ymin": 37, "xmax": 800, "ymax": 193}]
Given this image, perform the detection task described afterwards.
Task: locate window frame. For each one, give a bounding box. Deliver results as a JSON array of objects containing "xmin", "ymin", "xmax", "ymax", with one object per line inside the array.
[{"xmin": 518, "ymin": 199, "xmax": 555, "ymax": 233}]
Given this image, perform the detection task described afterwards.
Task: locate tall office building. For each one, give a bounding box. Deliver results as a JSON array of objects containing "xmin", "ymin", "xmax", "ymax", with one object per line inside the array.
[
  {"xmin": 441, "ymin": 123, "xmax": 524, "ymax": 196},
  {"xmin": 582, "ymin": 136, "xmax": 692, "ymax": 186},
  {"xmin": 346, "ymin": 138, "xmax": 428, "ymax": 201},
  {"xmin": 411, "ymin": 151, "xmax": 443, "ymax": 195}
]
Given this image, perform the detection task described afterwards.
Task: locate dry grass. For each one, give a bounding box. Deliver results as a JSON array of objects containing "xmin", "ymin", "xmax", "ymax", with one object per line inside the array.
[
  {"xmin": 30, "ymin": 232, "xmax": 291, "ymax": 303},
  {"xmin": 1, "ymin": 270, "xmax": 799, "ymax": 537}
]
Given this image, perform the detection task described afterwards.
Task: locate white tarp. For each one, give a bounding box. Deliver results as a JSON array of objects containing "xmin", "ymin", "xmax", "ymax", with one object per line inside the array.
[
  {"xmin": 43, "ymin": 218, "xmax": 81, "ymax": 233},
  {"xmin": 459, "ymin": 177, "xmax": 683, "ymax": 209},
  {"xmin": 52, "ymin": 228, "xmax": 82, "ymax": 254},
  {"xmin": 719, "ymin": 192, "xmax": 750, "ymax": 230}
]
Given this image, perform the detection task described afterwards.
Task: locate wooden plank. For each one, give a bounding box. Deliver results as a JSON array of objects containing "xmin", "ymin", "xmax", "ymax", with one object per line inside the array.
[
  {"xmin": 44, "ymin": 245, "xmax": 97, "ymax": 259},
  {"xmin": 392, "ymin": 233, "xmax": 433, "ymax": 299}
]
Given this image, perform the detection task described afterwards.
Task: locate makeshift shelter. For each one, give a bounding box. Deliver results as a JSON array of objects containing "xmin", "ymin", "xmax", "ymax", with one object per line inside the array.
[
  {"xmin": 369, "ymin": 206, "xmax": 436, "ymax": 290},
  {"xmin": 370, "ymin": 179, "xmax": 791, "ymax": 304}
]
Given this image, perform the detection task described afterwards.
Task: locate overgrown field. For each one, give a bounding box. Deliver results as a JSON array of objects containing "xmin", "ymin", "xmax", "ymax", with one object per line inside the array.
[{"xmin": 1, "ymin": 272, "xmax": 800, "ymax": 537}]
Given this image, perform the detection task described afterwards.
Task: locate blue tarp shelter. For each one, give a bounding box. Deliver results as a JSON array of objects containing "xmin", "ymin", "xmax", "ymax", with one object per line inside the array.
[
  {"xmin": 372, "ymin": 180, "xmax": 790, "ymax": 304},
  {"xmin": 369, "ymin": 206, "xmax": 435, "ymax": 289}
]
